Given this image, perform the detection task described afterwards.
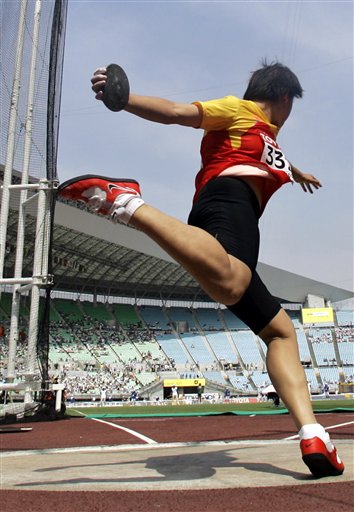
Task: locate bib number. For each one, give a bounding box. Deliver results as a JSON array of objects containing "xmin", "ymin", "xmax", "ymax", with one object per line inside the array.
[{"xmin": 260, "ymin": 134, "xmax": 292, "ymax": 179}]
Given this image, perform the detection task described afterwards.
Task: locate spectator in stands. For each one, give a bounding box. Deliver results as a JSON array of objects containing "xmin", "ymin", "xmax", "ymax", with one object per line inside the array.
[{"xmin": 59, "ymin": 61, "xmax": 344, "ymax": 478}]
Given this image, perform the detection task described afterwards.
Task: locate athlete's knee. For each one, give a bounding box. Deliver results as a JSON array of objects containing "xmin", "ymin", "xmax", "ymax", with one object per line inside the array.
[
  {"xmin": 218, "ymin": 261, "xmax": 251, "ymax": 305},
  {"xmin": 216, "ymin": 279, "xmax": 249, "ymax": 306},
  {"xmin": 258, "ymin": 309, "xmax": 295, "ymax": 346},
  {"xmin": 225, "ymin": 288, "xmax": 247, "ymax": 306}
]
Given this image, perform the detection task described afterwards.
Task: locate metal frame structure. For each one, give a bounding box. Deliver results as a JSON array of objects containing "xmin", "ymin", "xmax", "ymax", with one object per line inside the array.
[{"xmin": 0, "ymin": 0, "xmax": 57, "ymax": 403}]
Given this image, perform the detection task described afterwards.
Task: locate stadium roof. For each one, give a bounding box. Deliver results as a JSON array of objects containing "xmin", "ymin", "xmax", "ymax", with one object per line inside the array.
[{"xmin": 4, "ymin": 190, "xmax": 352, "ymax": 305}]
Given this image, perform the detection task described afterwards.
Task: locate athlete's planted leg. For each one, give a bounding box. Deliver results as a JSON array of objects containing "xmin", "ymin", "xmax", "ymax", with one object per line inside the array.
[{"xmin": 259, "ymin": 310, "xmax": 344, "ymax": 477}]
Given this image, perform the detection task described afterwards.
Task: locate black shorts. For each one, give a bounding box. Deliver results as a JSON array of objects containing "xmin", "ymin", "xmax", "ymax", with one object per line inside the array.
[{"xmin": 188, "ymin": 177, "xmax": 281, "ymax": 334}]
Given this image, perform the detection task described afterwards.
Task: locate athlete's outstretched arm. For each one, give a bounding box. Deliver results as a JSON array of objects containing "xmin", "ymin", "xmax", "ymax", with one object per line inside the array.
[
  {"xmin": 125, "ymin": 94, "xmax": 201, "ymax": 127},
  {"xmin": 291, "ymin": 164, "xmax": 322, "ymax": 193},
  {"xmin": 91, "ymin": 67, "xmax": 201, "ymax": 128}
]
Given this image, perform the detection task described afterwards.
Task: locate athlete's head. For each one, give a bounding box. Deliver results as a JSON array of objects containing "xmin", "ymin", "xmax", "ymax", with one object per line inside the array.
[{"xmin": 243, "ymin": 60, "xmax": 303, "ymax": 102}]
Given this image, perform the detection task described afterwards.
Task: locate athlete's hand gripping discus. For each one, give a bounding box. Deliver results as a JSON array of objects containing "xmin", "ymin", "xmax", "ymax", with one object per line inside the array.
[{"xmin": 101, "ymin": 63, "xmax": 130, "ymax": 112}]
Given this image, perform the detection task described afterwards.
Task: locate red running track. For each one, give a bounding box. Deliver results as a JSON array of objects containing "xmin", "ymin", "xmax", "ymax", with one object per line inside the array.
[{"xmin": 1, "ymin": 412, "xmax": 353, "ymax": 512}]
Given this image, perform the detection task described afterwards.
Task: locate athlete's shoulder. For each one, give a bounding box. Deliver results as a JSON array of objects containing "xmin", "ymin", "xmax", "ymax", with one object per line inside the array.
[
  {"xmin": 215, "ymin": 95, "xmax": 240, "ymax": 106},
  {"xmin": 193, "ymin": 96, "xmax": 244, "ymax": 130},
  {"xmin": 196, "ymin": 95, "xmax": 241, "ymax": 119},
  {"xmin": 194, "ymin": 95, "xmax": 240, "ymax": 108}
]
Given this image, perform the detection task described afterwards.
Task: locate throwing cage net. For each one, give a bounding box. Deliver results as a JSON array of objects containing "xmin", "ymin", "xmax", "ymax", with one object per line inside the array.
[{"xmin": 0, "ymin": 0, "xmax": 68, "ymax": 419}]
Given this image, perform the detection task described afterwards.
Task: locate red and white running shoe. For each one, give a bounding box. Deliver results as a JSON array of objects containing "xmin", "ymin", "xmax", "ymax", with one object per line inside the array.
[
  {"xmin": 58, "ymin": 174, "xmax": 141, "ymax": 216},
  {"xmin": 300, "ymin": 437, "xmax": 344, "ymax": 478}
]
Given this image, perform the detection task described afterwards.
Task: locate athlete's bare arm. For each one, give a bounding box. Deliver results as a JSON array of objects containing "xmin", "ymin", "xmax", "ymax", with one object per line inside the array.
[
  {"xmin": 91, "ymin": 68, "xmax": 201, "ymax": 128},
  {"xmin": 125, "ymin": 94, "xmax": 201, "ymax": 127}
]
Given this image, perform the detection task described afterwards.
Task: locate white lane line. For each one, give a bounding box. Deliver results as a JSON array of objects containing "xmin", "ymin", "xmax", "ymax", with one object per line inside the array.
[
  {"xmin": 71, "ymin": 409, "xmax": 157, "ymax": 444},
  {"xmin": 2, "ymin": 438, "xmax": 350, "ymax": 458},
  {"xmin": 324, "ymin": 420, "xmax": 354, "ymax": 431},
  {"xmin": 0, "ymin": 439, "xmax": 300, "ymax": 458},
  {"xmin": 71, "ymin": 409, "xmax": 86, "ymax": 417},
  {"xmin": 89, "ymin": 417, "xmax": 157, "ymax": 444},
  {"xmin": 284, "ymin": 420, "xmax": 354, "ymax": 440}
]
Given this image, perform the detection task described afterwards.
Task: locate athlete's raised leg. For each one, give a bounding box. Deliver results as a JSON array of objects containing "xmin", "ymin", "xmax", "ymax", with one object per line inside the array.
[
  {"xmin": 131, "ymin": 203, "xmax": 251, "ymax": 305},
  {"xmin": 58, "ymin": 175, "xmax": 251, "ymax": 305}
]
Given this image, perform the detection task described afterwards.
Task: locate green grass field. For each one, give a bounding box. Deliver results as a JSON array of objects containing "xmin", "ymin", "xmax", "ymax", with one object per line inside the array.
[{"xmin": 67, "ymin": 398, "xmax": 354, "ymax": 418}]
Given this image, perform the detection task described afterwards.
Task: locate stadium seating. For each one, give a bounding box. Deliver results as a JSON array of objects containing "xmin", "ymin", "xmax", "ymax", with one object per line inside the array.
[
  {"xmin": 194, "ymin": 307, "xmax": 222, "ymax": 331},
  {"xmin": 230, "ymin": 330, "xmax": 264, "ymax": 367},
  {"xmin": 343, "ymin": 366, "xmax": 354, "ymax": 381},
  {"xmin": 156, "ymin": 333, "xmax": 193, "ymax": 366},
  {"xmin": 221, "ymin": 309, "xmax": 248, "ymax": 330},
  {"xmin": 1, "ymin": 291, "xmax": 353, "ymax": 400},
  {"xmin": 53, "ymin": 298, "xmax": 84, "ymax": 322},
  {"xmin": 134, "ymin": 340, "xmax": 167, "ymax": 360},
  {"xmin": 336, "ymin": 310, "xmax": 354, "ymax": 326},
  {"xmin": 166, "ymin": 306, "xmax": 198, "ymax": 331},
  {"xmin": 319, "ymin": 367, "xmax": 340, "ymax": 389},
  {"xmin": 0, "ymin": 292, "xmax": 28, "ymax": 320},
  {"xmin": 304, "ymin": 368, "xmax": 318, "ymax": 390},
  {"xmin": 227, "ymin": 374, "xmax": 251, "ymax": 390},
  {"xmin": 111, "ymin": 303, "xmax": 140, "ymax": 326},
  {"xmin": 335, "ymin": 327, "xmax": 354, "ymax": 343},
  {"xmin": 203, "ymin": 370, "xmax": 228, "ymax": 386},
  {"xmin": 139, "ymin": 305, "xmax": 171, "ymax": 331},
  {"xmin": 179, "ymin": 332, "xmax": 215, "ymax": 365},
  {"xmin": 82, "ymin": 301, "xmax": 112, "ymax": 323},
  {"xmin": 205, "ymin": 331, "xmax": 238, "ymax": 365},
  {"xmin": 250, "ymin": 371, "xmax": 271, "ymax": 388},
  {"xmin": 295, "ymin": 328, "xmax": 312, "ymax": 361},
  {"xmin": 337, "ymin": 341, "xmax": 354, "ymax": 365}
]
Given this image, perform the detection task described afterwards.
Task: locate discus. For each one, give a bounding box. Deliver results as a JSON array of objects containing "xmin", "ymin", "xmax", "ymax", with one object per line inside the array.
[{"xmin": 101, "ymin": 63, "xmax": 130, "ymax": 112}]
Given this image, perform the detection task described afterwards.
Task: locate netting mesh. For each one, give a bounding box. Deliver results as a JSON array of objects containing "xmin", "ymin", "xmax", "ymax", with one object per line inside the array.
[
  {"xmin": 0, "ymin": 0, "xmax": 68, "ymax": 399},
  {"xmin": 0, "ymin": 0, "xmax": 67, "ymax": 180}
]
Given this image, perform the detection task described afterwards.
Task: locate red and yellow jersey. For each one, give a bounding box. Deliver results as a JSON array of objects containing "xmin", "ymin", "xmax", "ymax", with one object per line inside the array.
[{"xmin": 193, "ymin": 96, "xmax": 293, "ymax": 212}]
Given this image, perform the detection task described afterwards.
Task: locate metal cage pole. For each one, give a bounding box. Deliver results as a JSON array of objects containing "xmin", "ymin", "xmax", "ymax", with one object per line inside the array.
[
  {"xmin": 5, "ymin": 0, "xmax": 43, "ymax": 392},
  {"xmin": 0, "ymin": 0, "xmax": 28, "ymax": 385},
  {"xmin": 25, "ymin": 180, "xmax": 52, "ymax": 402},
  {"xmin": 0, "ymin": 0, "xmax": 27, "ymax": 294},
  {"xmin": 19, "ymin": 0, "xmax": 44, "ymax": 399}
]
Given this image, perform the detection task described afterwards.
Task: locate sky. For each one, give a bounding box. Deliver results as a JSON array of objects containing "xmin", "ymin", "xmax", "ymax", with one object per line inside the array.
[{"xmin": 57, "ymin": 0, "xmax": 354, "ymax": 298}]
